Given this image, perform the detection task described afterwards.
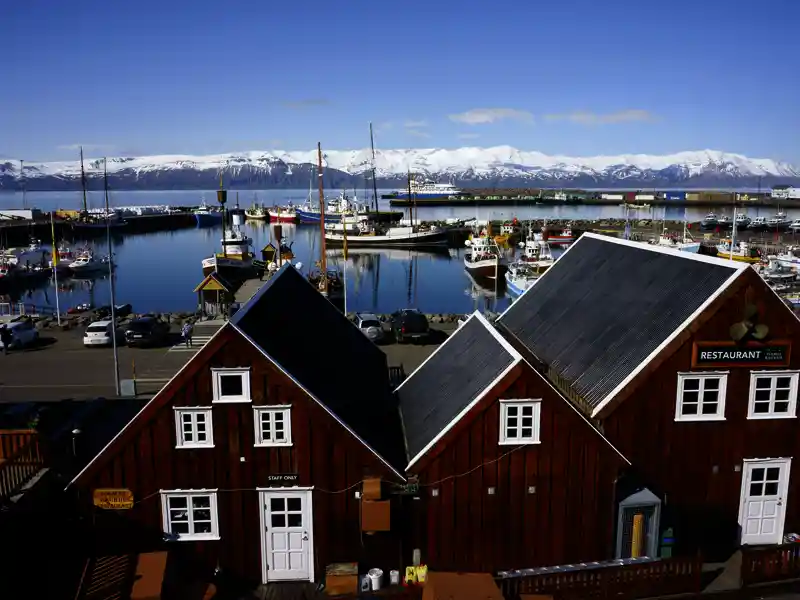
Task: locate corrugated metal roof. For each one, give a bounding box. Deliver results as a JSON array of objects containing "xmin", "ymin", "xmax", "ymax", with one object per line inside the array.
[
  {"xmin": 396, "ymin": 313, "xmax": 519, "ymax": 464},
  {"xmin": 498, "ymin": 234, "xmax": 743, "ymax": 410}
]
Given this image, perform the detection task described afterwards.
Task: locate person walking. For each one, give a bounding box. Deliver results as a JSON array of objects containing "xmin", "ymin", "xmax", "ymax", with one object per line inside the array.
[
  {"xmin": 181, "ymin": 320, "xmax": 194, "ymax": 348},
  {"xmin": 0, "ymin": 325, "xmax": 11, "ymax": 355}
]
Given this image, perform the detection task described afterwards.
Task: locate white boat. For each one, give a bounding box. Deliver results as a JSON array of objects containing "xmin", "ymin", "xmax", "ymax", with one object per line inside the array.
[
  {"xmin": 750, "ymin": 216, "xmax": 769, "ymax": 230},
  {"xmin": 653, "ymin": 226, "xmax": 701, "ymax": 253},
  {"xmin": 505, "ymin": 262, "xmax": 539, "ymax": 296},
  {"xmin": 716, "ymin": 240, "xmax": 762, "ymax": 263},
  {"xmin": 221, "ymin": 227, "xmax": 253, "ymax": 251},
  {"xmin": 68, "ymin": 252, "xmax": 111, "ymax": 273},
  {"xmin": 701, "ymin": 213, "xmax": 719, "ymax": 228},
  {"xmin": 3, "ymin": 239, "xmax": 51, "ymax": 266},
  {"xmin": 756, "ymin": 259, "xmax": 797, "ymax": 284},
  {"xmin": 388, "ymin": 177, "xmax": 467, "ymax": 200},
  {"xmin": 464, "ymin": 235, "xmax": 507, "ymax": 278},
  {"xmin": 735, "ymin": 213, "xmax": 751, "ymax": 229},
  {"xmin": 245, "ymin": 205, "xmax": 268, "ymax": 220},
  {"xmin": 768, "ymin": 212, "xmax": 791, "ymax": 230},
  {"xmin": 297, "ymin": 191, "xmax": 368, "ymax": 224},
  {"xmin": 325, "ymin": 222, "xmax": 449, "ymax": 247},
  {"xmin": 771, "ymin": 246, "xmax": 800, "ymax": 269}
]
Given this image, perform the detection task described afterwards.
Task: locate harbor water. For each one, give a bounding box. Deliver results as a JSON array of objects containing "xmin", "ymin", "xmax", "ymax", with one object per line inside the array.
[{"xmin": 2, "ymin": 190, "xmax": 799, "ymax": 316}]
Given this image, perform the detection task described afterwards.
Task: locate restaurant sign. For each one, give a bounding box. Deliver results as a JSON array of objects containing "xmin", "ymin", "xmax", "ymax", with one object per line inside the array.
[
  {"xmin": 93, "ymin": 488, "xmax": 134, "ymax": 510},
  {"xmin": 692, "ymin": 341, "xmax": 791, "ymax": 368}
]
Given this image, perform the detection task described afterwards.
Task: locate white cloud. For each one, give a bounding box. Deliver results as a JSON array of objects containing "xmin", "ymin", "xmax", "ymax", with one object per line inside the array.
[
  {"xmin": 448, "ymin": 108, "xmax": 533, "ymax": 125},
  {"xmin": 545, "ymin": 109, "xmax": 656, "ymax": 125},
  {"xmin": 458, "ymin": 133, "xmax": 481, "ymax": 140},
  {"xmin": 374, "ymin": 121, "xmax": 393, "ymax": 134},
  {"xmin": 404, "ymin": 120, "xmax": 428, "ymax": 128},
  {"xmin": 57, "ymin": 143, "xmax": 115, "ymax": 152},
  {"xmin": 406, "ymin": 129, "xmax": 431, "ymax": 139}
]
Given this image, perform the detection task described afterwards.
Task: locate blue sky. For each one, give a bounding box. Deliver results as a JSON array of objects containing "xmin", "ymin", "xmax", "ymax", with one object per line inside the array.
[{"xmin": 3, "ymin": 0, "xmax": 799, "ymax": 163}]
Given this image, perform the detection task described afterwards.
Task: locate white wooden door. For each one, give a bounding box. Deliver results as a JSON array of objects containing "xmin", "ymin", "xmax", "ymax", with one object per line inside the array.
[
  {"xmin": 739, "ymin": 459, "xmax": 791, "ymax": 545},
  {"xmin": 260, "ymin": 489, "xmax": 314, "ymax": 582}
]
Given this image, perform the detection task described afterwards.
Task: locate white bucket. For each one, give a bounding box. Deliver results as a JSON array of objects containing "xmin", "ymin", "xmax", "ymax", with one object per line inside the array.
[
  {"xmin": 390, "ymin": 570, "xmax": 400, "ymax": 585},
  {"xmin": 368, "ymin": 568, "xmax": 384, "ymax": 590}
]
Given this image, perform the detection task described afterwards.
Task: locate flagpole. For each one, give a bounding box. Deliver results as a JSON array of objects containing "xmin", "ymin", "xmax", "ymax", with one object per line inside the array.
[
  {"xmin": 50, "ymin": 212, "xmax": 61, "ymax": 325},
  {"xmin": 104, "ymin": 158, "xmax": 121, "ymax": 396}
]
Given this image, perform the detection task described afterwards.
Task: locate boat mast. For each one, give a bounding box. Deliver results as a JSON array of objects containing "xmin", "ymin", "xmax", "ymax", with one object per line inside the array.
[
  {"xmin": 369, "ymin": 122, "xmax": 379, "ymax": 213},
  {"xmin": 20, "ymin": 160, "xmax": 26, "ymax": 209},
  {"xmin": 730, "ymin": 194, "xmax": 738, "ymax": 262},
  {"xmin": 317, "ymin": 142, "xmax": 328, "ymax": 296},
  {"xmin": 407, "ymin": 169, "xmax": 412, "ymax": 225},
  {"xmin": 104, "ymin": 158, "xmax": 121, "ymax": 396},
  {"xmin": 218, "ymin": 172, "xmax": 228, "ymax": 258},
  {"xmin": 79, "ymin": 146, "xmax": 88, "ymax": 214}
]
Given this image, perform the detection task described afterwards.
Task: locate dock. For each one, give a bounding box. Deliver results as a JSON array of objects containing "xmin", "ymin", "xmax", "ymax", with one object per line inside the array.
[{"xmin": 234, "ymin": 275, "xmax": 268, "ymax": 304}]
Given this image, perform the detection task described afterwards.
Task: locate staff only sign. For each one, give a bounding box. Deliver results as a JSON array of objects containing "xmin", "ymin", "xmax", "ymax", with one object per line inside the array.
[{"xmin": 692, "ymin": 341, "xmax": 792, "ymax": 368}]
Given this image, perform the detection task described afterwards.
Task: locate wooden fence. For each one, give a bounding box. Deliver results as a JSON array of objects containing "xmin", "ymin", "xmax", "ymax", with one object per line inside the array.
[
  {"xmin": 0, "ymin": 435, "xmax": 45, "ymax": 505},
  {"xmin": 496, "ymin": 556, "xmax": 703, "ymax": 600},
  {"xmin": 0, "ymin": 429, "xmax": 37, "ymax": 460},
  {"xmin": 741, "ymin": 544, "xmax": 800, "ymax": 587}
]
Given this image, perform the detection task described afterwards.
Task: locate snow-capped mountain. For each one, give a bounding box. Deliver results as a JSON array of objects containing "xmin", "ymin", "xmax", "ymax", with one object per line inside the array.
[{"xmin": 1, "ymin": 147, "xmax": 798, "ymax": 191}]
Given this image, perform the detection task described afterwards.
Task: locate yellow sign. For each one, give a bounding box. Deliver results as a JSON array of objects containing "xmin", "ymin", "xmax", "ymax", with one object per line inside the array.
[{"xmin": 93, "ymin": 488, "xmax": 134, "ymax": 509}]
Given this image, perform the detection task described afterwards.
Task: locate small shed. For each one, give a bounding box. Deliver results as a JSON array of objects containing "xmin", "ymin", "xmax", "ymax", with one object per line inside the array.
[{"xmin": 193, "ymin": 271, "xmax": 234, "ymax": 317}]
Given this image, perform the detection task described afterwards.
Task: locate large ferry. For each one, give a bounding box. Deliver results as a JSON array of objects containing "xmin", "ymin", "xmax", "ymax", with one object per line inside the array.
[{"xmin": 382, "ymin": 178, "xmax": 469, "ymax": 200}]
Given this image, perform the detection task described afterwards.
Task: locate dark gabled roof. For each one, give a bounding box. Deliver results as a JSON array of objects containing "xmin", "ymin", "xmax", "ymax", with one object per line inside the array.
[
  {"xmin": 498, "ymin": 233, "xmax": 746, "ymax": 415},
  {"xmin": 395, "ymin": 312, "xmax": 521, "ymax": 468},
  {"xmin": 231, "ymin": 263, "xmax": 406, "ymax": 477}
]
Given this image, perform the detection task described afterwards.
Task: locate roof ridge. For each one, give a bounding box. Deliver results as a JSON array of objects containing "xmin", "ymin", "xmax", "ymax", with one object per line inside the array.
[{"xmin": 581, "ymin": 232, "xmax": 748, "ymax": 270}]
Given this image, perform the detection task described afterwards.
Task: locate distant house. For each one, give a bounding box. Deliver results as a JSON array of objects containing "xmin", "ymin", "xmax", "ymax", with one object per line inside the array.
[
  {"xmin": 69, "ymin": 263, "xmax": 406, "ymax": 586},
  {"xmin": 498, "ymin": 233, "xmax": 800, "ymax": 561},
  {"xmin": 395, "ymin": 312, "xmax": 629, "ymax": 573},
  {"xmin": 771, "ymin": 185, "xmax": 800, "ymax": 200}
]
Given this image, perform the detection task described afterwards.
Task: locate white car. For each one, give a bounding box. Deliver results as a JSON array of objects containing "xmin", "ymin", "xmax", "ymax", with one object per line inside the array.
[
  {"xmin": 83, "ymin": 320, "xmax": 122, "ymax": 347},
  {"xmin": 0, "ymin": 320, "xmax": 39, "ymax": 349},
  {"xmin": 355, "ymin": 313, "xmax": 385, "ymax": 343}
]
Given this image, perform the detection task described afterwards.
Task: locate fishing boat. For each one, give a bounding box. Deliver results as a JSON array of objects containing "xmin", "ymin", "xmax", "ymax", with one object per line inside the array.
[
  {"xmin": 464, "ymin": 235, "xmax": 507, "ymax": 279},
  {"xmin": 543, "ymin": 224, "xmax": 575, "ymax": 246},
  {"xmin": 325, "ymin": 221, "xmax": 449, "ymax": 248},
  {"xmin": 505, "ymin": 262, "xmax": 539, "ymax": 296},
  {"xmin": 701, "ymin": 213, "xmax": 719, "ymax": 229},
  {"xmin": 735, "ymin": 213, "xmax": 751, "ymax": 230},
  {"xmin": 653, "ymin": 226, "xmax": 700, "ymax": 253},
  {"xmin": 716, "ymin": 240, "xmax": 762, "ymax": 263},
  {"xmin": 221, "ymin": 225, "xmax": 253, "ymax": 251},
  {"xmin": 244, "ymin": 204, "xmax": 268, "ymax": 220},
  {"xmin": 770, "ymin": 246, "xmax": 800, "ymax": 269},
  {"xmin": 768, "ymin": 212, "xmax": 791, "ymax": 230},
  {"xmin": 194, "ymin": 199, "xmax": 224, "ymax": 226},
  {"xmin": 750, "ymin": 216, "xmax": 769, "ymax": 231},
  {"xmin": 268, "ymin": 204, "xmax": 298, "ymax": 223},
  {"xmin": 3, "ymin": 239, "xmax": 51, "ymax": 266},
  {"xmin": 756, "ymin": 259, "xmax": 797, "ymax": 285},
  {"xmin": 68, "ymin": 251, "xmax": 111, "ymax": 274},
  {"xmin": 297, "ymin": 191, "xmax": 366, "ymax": 224}
]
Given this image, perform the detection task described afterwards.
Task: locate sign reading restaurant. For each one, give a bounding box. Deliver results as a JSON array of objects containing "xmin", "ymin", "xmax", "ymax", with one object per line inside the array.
[{"xmin": 692, "ymin": 341, "xmax": 791, "ymax": 368}]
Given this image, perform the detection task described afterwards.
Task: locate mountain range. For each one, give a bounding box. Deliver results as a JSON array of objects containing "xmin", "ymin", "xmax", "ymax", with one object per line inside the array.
[{"xmin": 1, "ymin": 147, "xmax": 798, "ymax": 191}]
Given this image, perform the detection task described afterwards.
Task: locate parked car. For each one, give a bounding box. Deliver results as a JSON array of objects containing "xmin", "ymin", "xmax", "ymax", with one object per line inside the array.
[
  {"xmin": 355, "ymin": 313, "xmax": 385, "ymax": 344},
  {"xmin": 83, "ymin": 319, "xmax": 124, "ymax": 347},
  {"xmin": 0, "ymin": 319, "xmax": 39, "ymax": 349},
  {"xmin": 390, "ymin": 309, "xmax": 430, "ymax": 344},
  {"xmin": 124, "ymin": 317, "xmax": 170, "ymax": 347},
  {"xmin": 95, "ymin": 303, "xmax": 133, "ymax": 320}
]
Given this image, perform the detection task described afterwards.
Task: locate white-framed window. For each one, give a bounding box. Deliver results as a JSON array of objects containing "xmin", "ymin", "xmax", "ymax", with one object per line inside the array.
[
  {"xmin": 748, "ymin": 371, "xmax": 799, "ymax": 419},
  {"xmin": 675, "ymin": 372, "xmax": 728, "ymax": 421},
  {"xmin": 499, "ymin": 399, "xmax": 541, "ymax": 445},
  {"xmin": 211, "ymin": 368, "xmax": 251, "ymax": 403},
  {"xmin": 254, "ymin": 406, "xmax": 293, "ymax": 447},
  {"xmin": 174, "ymin": 408, "xmax": 214, "ymax": 449},
  {"xmin": 160, "ymin": 490, "xmax": 220, "ymax": 541}
]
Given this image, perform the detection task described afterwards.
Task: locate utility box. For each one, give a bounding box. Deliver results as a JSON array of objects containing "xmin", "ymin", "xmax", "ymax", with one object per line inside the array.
[
  {"xmin": 361, "ymin": 500, "xmax": 390, "ymax": 532},
  {"xmin": 120, "ymin": 379, "xmax": 137, "ymax": 398}
]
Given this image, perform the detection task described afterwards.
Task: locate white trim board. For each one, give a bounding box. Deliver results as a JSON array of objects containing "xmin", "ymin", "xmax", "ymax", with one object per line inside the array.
[
  {"xmin": 66, "ymin": 322, "xmax": 232, "ymax": 489},
  {"xmin": 590, "ymin": 265, "xmax": 745, "ymax": 418},
  {"xmin": 231, "ymin": 323, "xmax": 405, "ymax": 482}
]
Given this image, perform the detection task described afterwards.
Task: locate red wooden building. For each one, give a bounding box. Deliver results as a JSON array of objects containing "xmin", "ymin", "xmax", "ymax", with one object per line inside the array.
[
  {"xmin": 394, "ymin": 312, "xmax": 629, "ymax": 573},
  {"xmin": 69, "ymin": 264, "xmax": 407, "ymax": 586},
  {"xmin": 499, "ymin": 233, "xmax": 800, "ymax": 561}
]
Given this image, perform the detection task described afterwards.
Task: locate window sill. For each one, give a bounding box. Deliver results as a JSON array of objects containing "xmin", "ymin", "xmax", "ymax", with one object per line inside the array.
[
  {"xmin": 498, "ymin": 440, "xmax": 541, "ymax": 446},
  {"xmin": 212, "ymin": 398, "xmax": 252, "ymax": 404},
  {"xmin": 747, "ymin": 414, "xmax": 798, "ymax": 421},
  {"xmin": 674, "ymin": 416, "xmax": 726, "ymax": 423},
  {"xmin": 166, "ymin": 535, "xmax": 221, "ymax": 542},
  {"xmin": 254, "ymin": 442, "xmax": 294, "ymax": 448},
  {"xmin": 175, "ymin": 444, "xmax": 215, "ymax": 450}
]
